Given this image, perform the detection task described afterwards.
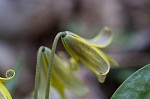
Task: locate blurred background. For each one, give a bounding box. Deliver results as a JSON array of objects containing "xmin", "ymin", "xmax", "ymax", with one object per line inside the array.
[{"xmin": 0, "ymin": 0, "xmax": 150, "ymax": 99}]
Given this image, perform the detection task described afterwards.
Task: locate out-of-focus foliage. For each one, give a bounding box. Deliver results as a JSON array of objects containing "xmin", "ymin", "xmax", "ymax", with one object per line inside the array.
[{"xmin": 109, "ymin": 67, "xmax": 136, "ymax": 83}]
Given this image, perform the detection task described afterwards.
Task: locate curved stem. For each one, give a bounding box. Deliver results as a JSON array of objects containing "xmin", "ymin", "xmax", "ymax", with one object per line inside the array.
[
  {"xmin": 45, "ymin": 32, "xmax": 66, "ymax": 99},
  {"xmin": 34, "ymin": 48, "xmax": 43, "ymax": 99}
]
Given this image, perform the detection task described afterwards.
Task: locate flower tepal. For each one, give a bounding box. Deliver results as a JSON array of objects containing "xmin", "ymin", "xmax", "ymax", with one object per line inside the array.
[
  {"xmin": 61, "ymin": 28, "xmax": 118, "ymax": 83},
  {"xmin": 0, "ymin": 69, "xmax": 15, "ymax": 99}
]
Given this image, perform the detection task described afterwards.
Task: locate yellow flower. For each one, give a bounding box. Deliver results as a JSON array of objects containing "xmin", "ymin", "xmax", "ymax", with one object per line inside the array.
[
  {"xmin": 36, "ymin": 46, "xmax": 88, "ymax": 99},
  {"xmin": 61, "ymin": 27, "xmax": 118, "ymax": 83},
  {"xmin": 0, "ymin": 69, "xmax": 15, "ymax": 99}
]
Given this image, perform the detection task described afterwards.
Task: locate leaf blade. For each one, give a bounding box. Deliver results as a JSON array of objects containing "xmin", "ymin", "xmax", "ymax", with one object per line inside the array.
[{"xmin": 111, "ymin": 64, "xmax": 150, "ymax": 99}]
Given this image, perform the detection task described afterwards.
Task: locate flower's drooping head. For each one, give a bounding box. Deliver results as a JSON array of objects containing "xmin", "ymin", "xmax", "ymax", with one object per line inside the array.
[
  {"xmin": 37, "ymin": 46, "xmax": 88, "ymax": 99},
  {"xmin": 61, "ymin": 27, "xmax": 118, "ymax": 83}
]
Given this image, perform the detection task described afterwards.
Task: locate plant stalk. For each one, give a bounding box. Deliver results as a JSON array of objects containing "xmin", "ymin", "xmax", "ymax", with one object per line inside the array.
[
  {"xmin": 45, "ymin": 32, "xmax": 66, "ymax": 99},
  {"xmin": 34, "ymin": 48, "xmax": 43, "ymax": 99}
]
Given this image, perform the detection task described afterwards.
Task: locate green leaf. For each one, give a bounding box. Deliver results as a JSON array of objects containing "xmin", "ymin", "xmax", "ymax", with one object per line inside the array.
[{"xmin": 111, "ymin": 64, "xmax": 150, "ymax": 99}]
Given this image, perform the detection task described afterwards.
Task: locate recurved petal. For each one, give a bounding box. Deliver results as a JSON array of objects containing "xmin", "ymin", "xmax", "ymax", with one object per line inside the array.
[
  {"xmin": 0, "ymin": 69, "xmax": 15, "ymax": 99},
  {"xmin": 63, "ymin": 27, "xmax": 113, "ymax": 49},
  {"xmin": 0, "ymin": 69, "xmax": 15, "ymax": 82},
  {"xmin": 62, "ymin": 32, "xmax": 110, "ymax": 83},
  {"xmin": 87, "ymin": 27, "xmax": 113, "ymax": 48}
]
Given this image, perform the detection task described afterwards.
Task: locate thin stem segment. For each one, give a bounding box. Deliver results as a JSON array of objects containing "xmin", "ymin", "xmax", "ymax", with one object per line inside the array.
[
  {"xmin": 34, "ymin": 47, "xmax": 43, "ymax": 99},
  {"xmin": 45, "ymin": 32, "xmax": 66, "ymax": 99}
]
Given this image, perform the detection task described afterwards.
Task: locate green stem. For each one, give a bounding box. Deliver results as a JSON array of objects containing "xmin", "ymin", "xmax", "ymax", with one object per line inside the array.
[
  {"xmin": 34, "ymin": 47, "xmax": 43, "ymax": 99},
  {"xmin": 45, "ymin": 32, "xmax": 66, "ymax": 99}
]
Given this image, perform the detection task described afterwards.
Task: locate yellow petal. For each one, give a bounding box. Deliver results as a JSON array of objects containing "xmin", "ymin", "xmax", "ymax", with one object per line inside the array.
[
  {"xmin": 0, "ymin": 69, "xmax": 15, "ymax": 99},
  {"xmin": 69, "ymin": 57, "xmax": 80, "ymax": 71},
  {"xmin": 0, "ymin": 82, "xmax": 12, "ymax": 99},
  {"xmin": 62, "ymin": 32, "xmax": 111, "ymax": 83},
  {"xmin": 87, "ymin": 27, "xmax": 113, "ymax": 48},
  {"xmin": 63, "ymin": 27, "xmax": 113, "ymax": 49},
  {"xmin": 107, "ymin": 56, "xmax": 119, "ymax": 67},
  {"xmin": 57, "ymin": 51, "xmax": 68, "ymax": 62},
  {"xmin": 0, "ymin": 69, "xmax": 15, "ymax": 82},
  {"xmin": 51, "ymin": 73, "xmax": 65, "ymax": 99}
]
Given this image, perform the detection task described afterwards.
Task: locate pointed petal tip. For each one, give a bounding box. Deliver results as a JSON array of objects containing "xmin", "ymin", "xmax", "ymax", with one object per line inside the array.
[
  {"xmin": 98, "ymin": 74, "xmax": 107, "ymax": 83},
  {"xmin": 107, "ymin": 56, "xmax": 119, "ymax": 67}
]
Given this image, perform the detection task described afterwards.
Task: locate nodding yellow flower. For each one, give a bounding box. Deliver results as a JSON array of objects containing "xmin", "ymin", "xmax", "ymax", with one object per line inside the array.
[
  {"xmin": 61, "ymin": 27, "xmax": 118, "ymax": 83},
  {"xmin": 0, "ymin": 69, "xmax": 15, "ymax": 99},
  {"xmin": 36, "ymin": 47, "xmax": 88, "ymax": 99}
]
